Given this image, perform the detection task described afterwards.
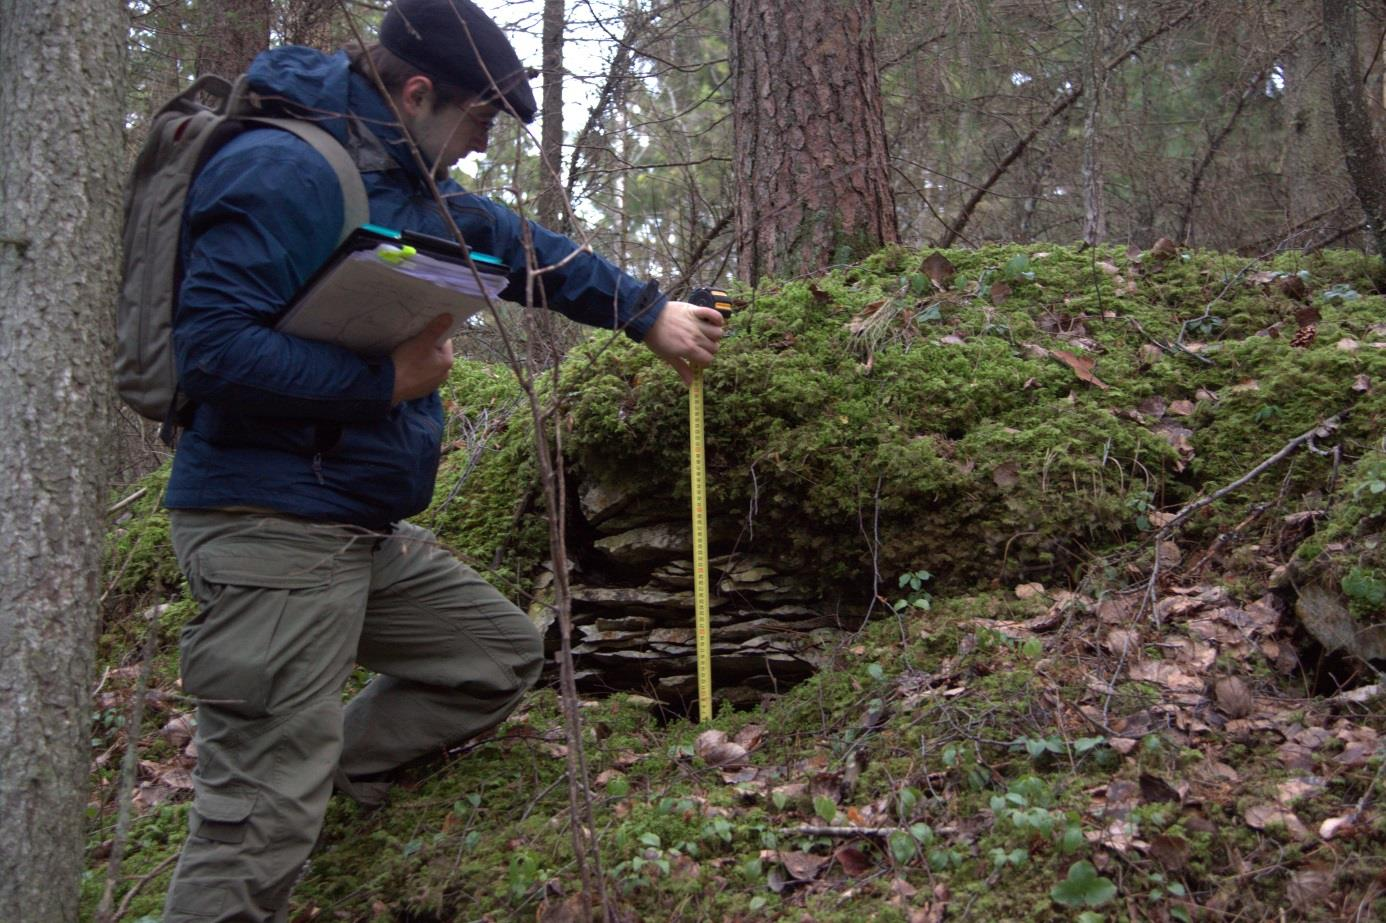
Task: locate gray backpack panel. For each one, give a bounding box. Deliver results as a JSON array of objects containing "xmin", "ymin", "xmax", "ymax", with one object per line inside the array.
[{"xmin": 117, "ymin": 74, "xmax": 369, "ymax": 423}]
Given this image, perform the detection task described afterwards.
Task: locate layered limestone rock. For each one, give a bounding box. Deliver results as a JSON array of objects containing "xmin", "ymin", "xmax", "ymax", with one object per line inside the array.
[{"xmin": 532, "ymin": 474, "xmax": 861, "ymax": 710}]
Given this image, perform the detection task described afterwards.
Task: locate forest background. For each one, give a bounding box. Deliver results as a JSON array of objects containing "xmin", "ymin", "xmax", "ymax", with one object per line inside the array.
[{"xmin": 2, "ymin": 0, "xmax": 1386, "ymax": 920}]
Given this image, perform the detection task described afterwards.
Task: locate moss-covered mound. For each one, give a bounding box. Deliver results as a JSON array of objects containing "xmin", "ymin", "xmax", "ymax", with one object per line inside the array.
[
  {"xmin": 89, "ymin": 243, "xmax": 1385, "ymax": 922},
  {"xmin": 555, "ymin": 244, "xmax": 1384, "ymax": 594}
]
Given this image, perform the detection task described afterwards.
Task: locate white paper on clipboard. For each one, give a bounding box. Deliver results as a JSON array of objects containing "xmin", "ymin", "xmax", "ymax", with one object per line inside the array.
[{"xmin": 277, "ymin": 246, "xmax": 509, "ymax": 356}]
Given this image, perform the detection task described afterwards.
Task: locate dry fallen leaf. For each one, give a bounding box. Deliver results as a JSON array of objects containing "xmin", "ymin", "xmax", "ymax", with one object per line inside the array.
[
  {"xmin": 1150, "ymin": 237, "xmax": 1179, "ymax": 260},
  {"xmin": 1014, "ymin": 582, "xmax": 1045, "ymax": 599},
  {"xmin": 537, "ymin": 893, "xmax": 589, "ymax": 923},
  {"xmin": 1139, "ymin": 773, "xmax": 1182, "ymax": 804},
  {"xmin": 1104, "ymin": 628, "xmax": 1140, "ymax": 654},
  {"xmin": 1138, "ymin": 343, "xmax": 1165, "ymax": 367},
  {"xmin": 695, "ymin": 729, "xmax": 749, "ymax": 768},
  {"xmin": 1214, "ymin": 676, "xmax": 1254, "ymax": 718},
  {"xmin": 1138, "ymin": 396, "xmax": 1167, "ymax": 418},
  {"xmin": 1051, "ymin": 349, "xmax": 1110, "ymax": 389},
  {"xmin": 780, "ymin": 850, "xmax": 828, "ymax": 881},
  {"xmin": 1244, "ymin": 804, "xmax": 1309, "ymax": 839},
  {"xmin": 992, "ymin": 461, "xmax": 1020, "ymax": 489},
  {"xmin": 920, "ymin": 252, "xmax": 956, "ymax": 289},
  {"xmin": 161, "ymin": 715, "xmax": 194, "ymax": 749},
  {"xmin": 835, "ymin": 845, "xmax": 872, "ymax": 877},
  {"xmin": 1130, "ymin": 660, "xmax": 1203, "ymax": 692},
  {"xmin": 1148, "ymin": 833, "xmax": 1189, "ymax": 870},
  {"xmin": 1288, "ymin": 866, "xmax": 1336, "ymax": 911},
  {"xmin": 733, "ymin": 724, "xmax": 765, "ymax": 751}
]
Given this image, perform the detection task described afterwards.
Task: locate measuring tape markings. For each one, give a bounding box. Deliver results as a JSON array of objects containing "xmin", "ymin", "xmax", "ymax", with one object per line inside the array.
[
  {"xmin": 690, "ymin": 369, "xmax": 713, "ymax": 724},
  {"xmin": 688, "ymin": 288, "xmax": 731, "ymax": 725}
]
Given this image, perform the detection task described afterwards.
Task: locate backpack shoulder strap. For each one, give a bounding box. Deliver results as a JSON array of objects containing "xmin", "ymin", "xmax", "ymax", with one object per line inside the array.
[{"xmin": 224, "ymin": 76, "xmax": 370, "ymax": 245}]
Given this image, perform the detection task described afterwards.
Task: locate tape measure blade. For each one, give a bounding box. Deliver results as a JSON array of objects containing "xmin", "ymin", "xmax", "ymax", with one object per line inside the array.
[{"xmin": 689, "ymin": 371, "xmax": 713, "ymax": 723}]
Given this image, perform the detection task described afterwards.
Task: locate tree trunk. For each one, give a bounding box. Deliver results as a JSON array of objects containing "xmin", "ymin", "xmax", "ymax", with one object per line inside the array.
[
  {"xmin": 730, "ymin": 0, "xmax": 897, "ymax": 285},
  {"xmin": 1323, "ymin": 0, "xmax": 1386, "ymax": 258},
  {"xmin": 537, "ymin": 0, "xmax": 567, "ymax": 232},
  {"xmin": 1279, "ymin": 30, "xmax": 1346, "ymax": 237},
  {"xmin": 196, "ymin": 0, "xmax": 270, "ymax": 79},
  {"xmin": 0, "ymin": 0, "xmax": 123, "ymax": 919},
  {"xmin": 1080, "ymin": 2, "xmax": 1107, "ymax": 247}
]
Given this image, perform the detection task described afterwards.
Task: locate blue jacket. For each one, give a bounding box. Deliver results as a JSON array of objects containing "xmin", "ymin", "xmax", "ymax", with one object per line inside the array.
[{"xmin": 164, "ymin": 47, "xmax": 666, "ymax": 527}]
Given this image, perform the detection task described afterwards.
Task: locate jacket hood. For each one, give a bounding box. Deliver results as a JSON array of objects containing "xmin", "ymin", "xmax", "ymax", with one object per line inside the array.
[{"xmin": 247, "ymin": 46, "xmax": 422, "ymax": 178}]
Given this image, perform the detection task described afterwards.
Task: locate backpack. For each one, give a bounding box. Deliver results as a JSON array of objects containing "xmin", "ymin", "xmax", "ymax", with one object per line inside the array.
[{"xmin": 116, "ymin": 73, "xmax": 370, "ymax": 431}]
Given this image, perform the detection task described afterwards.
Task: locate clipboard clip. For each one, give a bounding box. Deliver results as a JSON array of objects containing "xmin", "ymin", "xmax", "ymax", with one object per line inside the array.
[{"xmin": 377, "ymin": 244, "xmax": 417, "ymax": 265}]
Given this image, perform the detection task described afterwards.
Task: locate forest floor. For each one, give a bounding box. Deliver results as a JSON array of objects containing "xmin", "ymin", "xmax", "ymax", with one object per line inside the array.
[{"xmin": 87, "ymin": 242, "xmax": 1385, "ymax": 922}]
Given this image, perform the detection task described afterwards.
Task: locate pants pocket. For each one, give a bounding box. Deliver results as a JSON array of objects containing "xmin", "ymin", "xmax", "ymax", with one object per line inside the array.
[
  {"xmin": 190, "ymin": 785, "xmax": 258, "ymax": 844},
  {"xmin": 180, "ymin": 541, "xmax": 337, "ymax": 718}
]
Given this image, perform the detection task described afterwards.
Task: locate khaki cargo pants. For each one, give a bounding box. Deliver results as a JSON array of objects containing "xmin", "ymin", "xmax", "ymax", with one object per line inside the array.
[{"xmin": 162, "ymin": 510, "xmax": 544, "ymax": 923}]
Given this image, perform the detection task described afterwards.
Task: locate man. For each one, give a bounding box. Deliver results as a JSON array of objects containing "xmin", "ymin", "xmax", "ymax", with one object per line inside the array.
[{"xmin": 160, "ymin": 1, "xmax": 724, "ymax": 919}]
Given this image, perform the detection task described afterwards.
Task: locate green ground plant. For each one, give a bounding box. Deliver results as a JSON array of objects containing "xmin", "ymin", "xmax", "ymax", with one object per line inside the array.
[{"xmin": 87, "ymin": 243, "xmax": 1386, "ymax": 921}]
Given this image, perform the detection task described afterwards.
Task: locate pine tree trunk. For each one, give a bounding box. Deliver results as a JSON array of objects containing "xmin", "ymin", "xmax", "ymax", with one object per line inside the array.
[
  {"xmin": 196, "ymin": 0, "xmax": 270, "ymax": 79},
  {"xmin": 0, "ymin": 0, "xmax": 124, "ymax": 919},
  {"xmin": 730, "ymin": 0, "xmax": 898, "ymax": 285},
  {"xmin": 1323, "ymin": 0, "xmax": 1386, "ymax": 259},
  {"xmin": 537, "ymin": 0, "xmax": 567, "ymax": 232}
]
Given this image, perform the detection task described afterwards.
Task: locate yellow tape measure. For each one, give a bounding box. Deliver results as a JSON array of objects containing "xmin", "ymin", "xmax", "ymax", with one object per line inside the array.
[{"xmin": 688, "ymin": 288, "xmax": 732, "ymax": 724}]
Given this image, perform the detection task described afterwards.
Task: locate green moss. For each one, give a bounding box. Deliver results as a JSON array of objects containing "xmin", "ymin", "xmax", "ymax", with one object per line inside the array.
[{"xmin": 104, "ymin": 465, "xmax": 179, "ymax": 598}]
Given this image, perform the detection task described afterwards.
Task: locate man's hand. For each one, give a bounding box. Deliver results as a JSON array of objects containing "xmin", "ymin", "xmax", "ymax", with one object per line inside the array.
[
  {"xmin": 391, "ymin": 314, "xmax": 455, "ymax": 404},
  {"xmin": 643, "ymin": 300, "xmax": 726, "ymax": 386}
]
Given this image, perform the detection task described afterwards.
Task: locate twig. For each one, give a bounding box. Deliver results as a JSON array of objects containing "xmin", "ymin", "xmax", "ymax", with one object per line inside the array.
[
  {"xmin": 1353, "ymin": 745, "xmax": 1386, "ymax": 817},
  {"xmin": 779, "ymin": 825, "xmax": 909, "ymax": 838},
  {"xmin": 106, "ymin": 487, "xmax": 149, "ymax": 518},
  {"xmin": 95, "ymin": 608, "xmax": 160, "ymax": 922},
  {"xmin": 1140, "ymin": 411, "xmax": 1347, "ymax": 622},
  {"xmin": 1159, "ymin": 412, "xmax": 1346, "ymax": 534},
  {"xmin": 110, "ymin": 853, "xmax": 178, "ymax": 922}
]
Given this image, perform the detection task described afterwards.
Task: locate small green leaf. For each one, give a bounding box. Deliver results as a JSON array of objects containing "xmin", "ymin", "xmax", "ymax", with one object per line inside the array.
[
  {"xmin": 909, "ymin": 822, "xmax": 934, "ymax": 845},
  {"xmin": 1051, "ymin": 860, "xmax": 1118, "ymax": 908},
  {"xmin": 772, "ymin": 791, "xmax": 789, "ymax": 811},
  {"xmin": 606, "ymin": 776, "xmax": 630, "ymax": 797},
  {"xmin": 888, "ymin": 830, "xmax": 918, "ymax": 863},
  {"xmin": 813, "ymin": 795, "xmax": 838, "ymax": 822},
  {"xmin": 639, "ymin": 832, "xmax": 662, "ymax": 848},
  {"xmin": 867, "ymin": 662, "xmax": 885, "ymax": 682},
  {"xmin": 897, "ymin": 787, "xmax": 918, "ymax": 818},
  {"xmin": 1061, "ymin": 823, "xmax": 1086, "ymax": 854}
]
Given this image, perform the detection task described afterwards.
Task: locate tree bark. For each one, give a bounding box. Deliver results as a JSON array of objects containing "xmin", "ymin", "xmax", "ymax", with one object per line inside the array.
[
  {"xmin": 537, "ymin": 0, "xmax": 568, "ymax": 232},
  {"xmin": 1080, "ymin": 2, "xmax": 1107, "ymax": 247},
  {"xmin": 1323, "ymin": 0, "xmax": 1386, "ymax": 257},
  {"xmin": 730, "ymin": 0, "xmax": 898, "ymax": 285},
  {"xmin": 196, "ymin": 0, "xmax": 271, "ymax": 79},
  {"xmin": 0, "ymin": 0, "xmax": 124, "ymax": 919}
]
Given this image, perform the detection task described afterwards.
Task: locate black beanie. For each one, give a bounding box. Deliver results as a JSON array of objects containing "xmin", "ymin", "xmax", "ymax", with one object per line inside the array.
[{"xmin": 379, "ymin": 0, "xmax": 537, "ymax": 123}]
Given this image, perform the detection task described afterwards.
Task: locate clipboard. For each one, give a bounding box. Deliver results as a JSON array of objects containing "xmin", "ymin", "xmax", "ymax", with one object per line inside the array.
[{"xmin": 277, "ymin": 223, "xmax": 510, "ymax": 356}]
